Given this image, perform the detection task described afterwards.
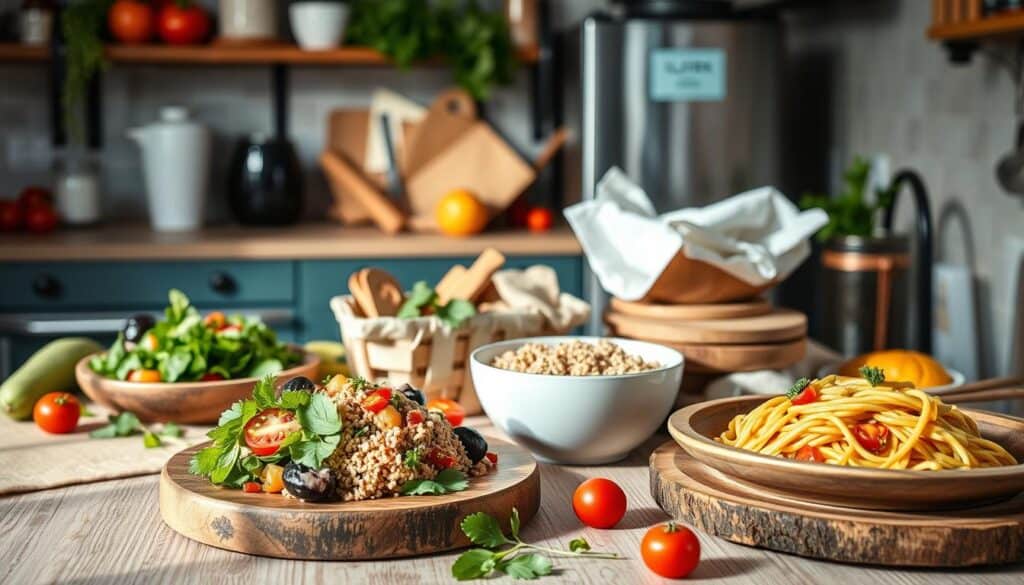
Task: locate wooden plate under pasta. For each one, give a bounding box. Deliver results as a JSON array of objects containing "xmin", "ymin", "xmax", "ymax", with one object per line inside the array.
[{"xmin": 668, "ymin": 396, "xmax": 1024, "ymax": 511}]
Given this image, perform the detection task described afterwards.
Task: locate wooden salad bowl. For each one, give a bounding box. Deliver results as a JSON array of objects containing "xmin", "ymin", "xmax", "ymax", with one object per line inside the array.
[
  {"xmin": 667, "ymin": 395, "xmax": 1024, "ymax": 511},
  {"xmin": 75, "ymin": 349, "xmax": 320, "ymax": 424}
]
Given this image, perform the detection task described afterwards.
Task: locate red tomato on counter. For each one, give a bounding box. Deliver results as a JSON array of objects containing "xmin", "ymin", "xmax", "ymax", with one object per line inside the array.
[
  {"xmin": 34, "ymin": 392, "xmax": 81, "ymax": 434},
  {"xmin": 641, "ymin": 522, "xmax": 701, "ymax": 579},
  {"xmin": 572, "ymin": 478, "xmax": 627, "ymax": 529}
]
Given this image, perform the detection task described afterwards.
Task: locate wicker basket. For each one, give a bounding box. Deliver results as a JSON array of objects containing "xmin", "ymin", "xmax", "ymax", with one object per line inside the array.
[{"xmin": 330, "ymin": 296, "xmax": 569, "ymax": 415}]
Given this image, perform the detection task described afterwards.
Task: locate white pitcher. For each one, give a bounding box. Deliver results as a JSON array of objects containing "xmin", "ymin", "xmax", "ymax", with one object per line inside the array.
[{"xmin": 129, "ymin": 106, "xmax": 211, "ymax": 231}]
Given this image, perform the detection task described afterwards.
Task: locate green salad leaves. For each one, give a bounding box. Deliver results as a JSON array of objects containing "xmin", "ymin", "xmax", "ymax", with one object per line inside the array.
[
  {"xmin": 189, "ymin": 376, "xmax": 343, "ymax": 487},
  {"xmin": 89, "ymin": 289, "xmax": 300, "ymax": 382}
]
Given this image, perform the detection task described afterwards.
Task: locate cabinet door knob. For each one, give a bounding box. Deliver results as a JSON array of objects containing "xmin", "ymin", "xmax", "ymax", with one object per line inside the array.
[
  {"xmin": 32, "ymin": 274, "xmax": 62, "ymax": 299},
  {"xmin": 209, "ymin": 271, "xmax": 237, "ymax": 295}
]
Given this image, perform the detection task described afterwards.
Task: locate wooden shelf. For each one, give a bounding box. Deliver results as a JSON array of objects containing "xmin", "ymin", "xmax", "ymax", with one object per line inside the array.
[
  {"xmin": 0, "ymin": 41, "xmax": 539, "ymax": 66},
  {"xmin": 928, "ymin": 11, "xmax": 1024, "ymax": 42}
]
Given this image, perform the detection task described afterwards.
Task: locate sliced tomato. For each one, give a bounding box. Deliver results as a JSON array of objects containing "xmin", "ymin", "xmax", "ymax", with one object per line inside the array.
[
  {"xmin": 795, "ymin": 445, "xmax": 825, "ymax": 463},
  {"xmin": 361, "ymin": 388, "xmax": 393, "ymax": 414},
  {"xmin": 790, "ymin": 384, "xmax": 818, "ymax": 405},
  {"xmin": 406, "ymin": 409, "xmax": 425, "ymax": 426},
  {"xmin": 484, "ymin": 451, "xmax": 498, "ymax": 465},
  {"xmin": 853, "ymin": 422, "xmax": 890, "ymax": 452},
  {"xmin": 425, "ymin": 448, "xmax": 456, "ymax": 469},
  {"xmin": 426, "ymin": 398, "xmax": 465, "ymax": 427},
  {"xmin": 243, "ymin": 408, "xmax": 300, "ymax": 457},
  {"xmin": 243, "ymin": 481, "xmax": 262, "ymax": 493}
]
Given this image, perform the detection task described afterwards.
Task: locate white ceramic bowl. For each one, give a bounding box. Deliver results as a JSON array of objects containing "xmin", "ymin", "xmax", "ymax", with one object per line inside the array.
[
  {"xmin": 470, "ymin": 336, "xmax": 684, "ymax": 465},
  {"xmin": 289, "ymin": 2, "xmax": 349, "ymax": 51}
]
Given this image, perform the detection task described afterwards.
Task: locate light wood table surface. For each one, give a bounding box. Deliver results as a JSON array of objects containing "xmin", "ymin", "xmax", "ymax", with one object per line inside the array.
[{"xmin": 2, "ymin": 417, "xmax": 1022, "ymax": 585}]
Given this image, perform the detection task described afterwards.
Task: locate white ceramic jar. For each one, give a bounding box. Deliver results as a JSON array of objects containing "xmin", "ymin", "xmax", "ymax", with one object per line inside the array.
[
  {"xmin": 289, "ymin": 2, "xmax": 350, "ymax": 50},
  {"xmin": 219, "ymin": 0, "xmax": 278, "ymax": 42},
  {"xmin": 128, "ymin": 107, "xmax": 211, "ymax": 232}
]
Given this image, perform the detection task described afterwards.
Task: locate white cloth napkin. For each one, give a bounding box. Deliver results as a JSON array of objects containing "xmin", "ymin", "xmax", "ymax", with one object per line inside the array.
[{"xmin": 564, "ymin": 167, "xmax": 829, "ymax": 301}]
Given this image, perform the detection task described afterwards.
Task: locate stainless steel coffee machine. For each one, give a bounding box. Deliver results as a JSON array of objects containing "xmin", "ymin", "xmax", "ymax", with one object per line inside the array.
[{"xmin": 580, "ymin": 0, "xmax": 782, "ymax": 330}]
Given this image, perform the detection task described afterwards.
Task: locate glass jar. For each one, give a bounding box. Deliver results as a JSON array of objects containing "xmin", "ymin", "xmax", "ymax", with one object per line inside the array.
[{"xmin": 55, "ymin": 150, "xmax": 101, "ymax": 226}]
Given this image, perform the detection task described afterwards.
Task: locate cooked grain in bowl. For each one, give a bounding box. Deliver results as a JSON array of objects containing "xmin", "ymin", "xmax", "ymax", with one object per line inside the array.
[{"xmin": 491, "ymin": 339, "xmax": 661, "ymax": 376}]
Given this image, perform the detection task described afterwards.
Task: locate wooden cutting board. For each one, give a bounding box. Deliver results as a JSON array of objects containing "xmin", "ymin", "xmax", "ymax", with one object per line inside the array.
[
  {"xmin": 604, "ymin": 308, "xmax": 807, "ymax": 345},
  {"xmin": 650, "ymin": 441, "xmax": 1024, "ymax": 567},
  {"xmin": 608, "ymin": 297, "xmax": 772, "ymax": 321},
  {"xmin": 605, "ymin": 328, "xmax": 806, "ymax": 374},
  {"xmin": 160, "ymin": 438, "xmax": 540, "ymax": 560},
  {"xmin": 403, "ymin": 89, "xmax": 478, "ymax": 177}
]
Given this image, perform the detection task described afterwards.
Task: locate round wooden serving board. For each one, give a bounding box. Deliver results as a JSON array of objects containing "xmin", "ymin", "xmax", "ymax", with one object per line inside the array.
[
  {"xmin": 160, "ymin": 438, "xmax": 540, "ymax": 560},
  {"xmin": 650, "ymin": 441, "xmax": 1024, "ymax": 567},
  {"xmin": 604, "ymin": 307, "xmax": 806, "ymax": 345},
  {"xmin": 608, "ymin": 297, "xmax": 772, "ymax": 320}
]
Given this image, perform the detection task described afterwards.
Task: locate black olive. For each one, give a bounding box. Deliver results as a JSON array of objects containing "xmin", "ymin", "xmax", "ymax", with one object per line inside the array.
[
  {"xmin": 283, "ymin": 462, "xmax": 337, "ymax": 502},
  {"xmin": 396, "ymin": 383, "xmax": 425, "ymax": 406},
  {"xmin": 454, "ymin": 427, "xmax": 488, "ymax": 464},
  {"xmin": 281, "ymin": 376, "xmax": 316, "ymax": 393},
  {"xmin": 123, "ymin": 314, "xmax": 156, "ymax": 344}
]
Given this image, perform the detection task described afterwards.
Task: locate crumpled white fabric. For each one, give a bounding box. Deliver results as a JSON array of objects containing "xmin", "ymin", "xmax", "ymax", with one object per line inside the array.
[{"xmin": 564, "ymin": 167, "xmax": 829, "ymax": 301}]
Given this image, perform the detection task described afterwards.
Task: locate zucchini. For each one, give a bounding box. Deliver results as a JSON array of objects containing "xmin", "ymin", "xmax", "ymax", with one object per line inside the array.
[{"xmin": 0, "ymin": 337, "xmax": 103, "ymax": 420}]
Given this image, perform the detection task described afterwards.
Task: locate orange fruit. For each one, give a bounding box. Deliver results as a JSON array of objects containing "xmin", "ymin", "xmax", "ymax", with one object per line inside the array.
[
  {"xmin": 838, "ymin": 350, "xmax": 952, "ymax": 388},
  {"xmin": 435, "ymin": 189, "xmax": 488, "ymax": 237}
]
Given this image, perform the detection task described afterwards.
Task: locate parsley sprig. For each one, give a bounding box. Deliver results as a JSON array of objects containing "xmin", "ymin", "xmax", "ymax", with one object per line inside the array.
[
  {"xmin": 398, "ymin": 281, "xmax": 477, "ymax": 329},
  {"xmin": 90, "ymin": 411, "xmax": 183, "ymax": 448},
  {"xmin": 400, "ymin": 469, "xmax": 468, "ymax": 495},
  {"xmin": 785, "ymin": 378, "xmax": 811, "ymax": 399},
  {"xmin": 860, "ymin": 365, "xmax": 886, "ymax": 387},
  {"xmin": 189, "ymin": 375, "xmax": 343, "ymax": 487},
  {"xmin": 452, "ymin": 509, "xmax": 619, "ymax": 581}
]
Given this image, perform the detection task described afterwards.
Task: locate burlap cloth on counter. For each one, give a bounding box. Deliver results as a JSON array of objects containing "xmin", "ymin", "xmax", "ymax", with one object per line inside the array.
[{"xmin": 0, "ymin": 405, "xmax": 209, "ymax": 496}]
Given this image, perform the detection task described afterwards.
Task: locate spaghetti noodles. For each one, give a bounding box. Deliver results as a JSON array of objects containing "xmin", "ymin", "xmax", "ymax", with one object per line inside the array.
[{"xmin": 716, "ymin": 374, "xmax": 1017, "ymax": 470}]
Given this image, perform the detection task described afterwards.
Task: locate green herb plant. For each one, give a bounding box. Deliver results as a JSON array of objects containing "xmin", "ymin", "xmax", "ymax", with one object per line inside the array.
[
  {"xmin": 398, "ymin": 281, "xmax": 477, "ymax": 329},
  {"xmin": 785, "ymin": 378, "xmax": 811, "ymax": 399},
  {"xmin": 89, "ymin": 289, "xmax": 300, "ymax": 382},
  {"xmin": 189, "ymin": 376, "xmax": 343, "ymax": 487},
  {"xmin": 860, "ymin": 365, "xmax": 886, "ymax": 387},
  {"xmin": 452, "ymin": 509, "xmax": 620, "ymax": 581},
  {"xmin": 90, "ymin": 411, "xmax": 183, "ymax": 448},
  {"xmin": 62, "ymin": 0, "xmax": 113, "ymax": 143},
  {"xmin": 800, "ymin": 156, "xmax": 896, "ymax": 243},
  {"xmin": 346, "ymin": 0, "xmax": 516, "ymax": 100}
]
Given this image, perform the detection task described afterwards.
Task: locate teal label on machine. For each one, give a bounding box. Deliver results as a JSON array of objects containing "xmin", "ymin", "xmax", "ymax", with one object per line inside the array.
[{"xmin": 649, "ymin": 48, "xmax": 727, "ymax": 102}]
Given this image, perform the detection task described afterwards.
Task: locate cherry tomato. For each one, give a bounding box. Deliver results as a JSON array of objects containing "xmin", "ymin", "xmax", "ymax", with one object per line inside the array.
[
  {"xmin": 128, "ymin": 369, "xmax": 162, "ymax": 383},
  {"xmin": 23, "ymin": 204, "xmax": 57, "ymax": 234},
  {"xmin": 572, "ymin": 478, "xmax": 627, "ymax": 529},
  {"xmin": 525, "ymin": 207, "xmax": 554, "ymax": 232},
  {"xmin": 853, "ymin": 422, "xmax": 890, "ymax": 452},
  {"xmin": 427, "ymin": 398, "xmax": 465, "ymax": 427},
  {"xmin": 261, "ymin": 463, "xmax": 285, "ymax": 493},
  {"xmin": 108, "ymin": 0, "xmax": 154, "ymax": 44},
  {"xmin": 242, "ymin": 481, "xmax": 262, "ymax": 493},
  {"xmin": 406, "ymin": 409, "xmax": 425, "ymax": 426},
  {"xmin": 795, "ymin": 445, "xmax": 825, "ymax": 463},
  {"xmin": 157, "ymin": 2, "xmax": 210, "ymax": 45},
  {"xmin": 203, "ymin": 311, "xmax": 226, "ymax": 329},
  {"xmin": 17, "ymin": 186, "xmax": 52, "ymax": 211},
  {"xmin": 33, "ymin": 392, "xmax": 81, "ymax": 434},
  {"xmin": 361, "ymin": 388, "xmax": 393, "ymax": 414},
  {"xmin": 484, "ymin": 451, "xmax": 498, "ymax": 465},
  {"xmin": 200, "ymin": 372, "xmax": 225, "ymax": 381},
  {"xmin": 507, "ymin": 197, "xmax": 530, "ymax": 227},
  {"xmin": 790, "ymin": 383, "xmax": 818, "ymax": 406},
  {"xmin": 0, "ymin": 201, "xmax": 21, "ymax": 231},
  {"xmin": 425, "ymin": 448, "xmax": 456, "ymax": 470},
  {"xmin": 641, "ymin": 522, "xmax": 701, "ymax": 579},
  {"xmin": 217, "ymin": 324, "xmax": 242, "ymax": 335},
  {"xmin": 244, "ymin": 408, "xmax": 301, "ymax": 457}
]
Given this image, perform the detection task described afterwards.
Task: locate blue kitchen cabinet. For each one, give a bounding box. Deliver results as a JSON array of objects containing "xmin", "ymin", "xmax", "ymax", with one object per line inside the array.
[{"xmin": 297, "ymin": 256, "xmax": 584, "ymax": 342}]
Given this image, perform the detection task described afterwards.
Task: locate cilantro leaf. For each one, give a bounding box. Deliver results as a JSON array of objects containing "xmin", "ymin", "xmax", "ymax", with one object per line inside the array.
[
  {"xmin": 143, "ymin": 431, "xmax": 162, "ymax": 448},
  {"xmin": 277, "ymin": 390, "xmax": 311, "ymax": 410},
  {"xmin": 160, "ymin": 422, "xmax": 183, "ymax": 438},
  {"xmin": 461, "ymin": 512, "xmax": 509, "ymax": 548},
  {"xmin": 90, "ymin": 412, "xmax": 142, "ymax": 438},
  {"xmin": 189, "ymin": 445, "xmax": 222, "ymax": 476},
  {"xmin": 860, "ymin": 365, "xmax": 886, "ymax": 386},
  {"xmin": 400, "ymin": 469, "xmax": 469, "ymax": 496},
  {"xmin": 297, "ymin": 393, "xmax": 342, "ymax": 436},
  {"xmin": 160, "ymin": 348, "xmax": 192, "ymax": 383},
  {"xmin": 252, "ymin": 375, "xmax": 277, "ymax": 408},
  {"xmin": 510, "ymin": 507, "xmax": 521, "ymax": 540},
  {"xmin": 436, "ymin": 468, "xmax": 469, "ymax": 491},
  {"xmin": 289, "ymin": 434, "xmax": 341, "ymax": 468},
  {"xmin": 785, "ymin": 378, "xmax": 810, "ymax": 399},
  {"xmin": 503, "ymin": 554, "xmax": 552, "ymax": 580},
  {"xmin": 568, "ymin": 538, "xmax": 590, "ymax": 553},
  {"xmin": 452, "ymin": 549, "xmax": 498, "ymax": 581},
  {"xmin": 403, "ymin": 447, "xmax": 422, "ymax": 469}
]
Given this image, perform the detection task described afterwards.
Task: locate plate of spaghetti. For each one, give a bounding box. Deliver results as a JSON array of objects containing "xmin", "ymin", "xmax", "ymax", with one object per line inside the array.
[{"xmin": 667, "ymin": 370, "xmax": 1024, "ymax": 510}]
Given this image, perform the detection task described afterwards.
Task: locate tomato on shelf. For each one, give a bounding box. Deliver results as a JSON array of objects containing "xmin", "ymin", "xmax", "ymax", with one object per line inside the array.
[
  {"xmin": 641, "ymin": 522, "xmax": 701, "ymax": 579},
  {"xmin": 426, "ymin": 398, "xmax": 465, "ymax": 427},
  {"xmin": 33, "ymin": 392, "xmax": 81, "ymax": 434},
  {"xmin": 128, "ymin": 369, "xmax": 162, "ymax": 383},
  {"xmin": 361, "ymin": 388, "xmax": 393, "ymax": 414},
  {"xmin": 243, "ymin": 408, "xmax": 301, "ymax": 457},
  {"xmin": 795, "ymin": 445, "xmax": 825, "ymax": 463},
  {"xmin": 572, "ymin": 478, "xmax": 627, "ymax": 529},
  {"xmin": 525, "ymin": 207, "xmax": 554, "ymax": 232},
  {"xmin": 17, "ymin": 186, "xmax": 52, "ymax": 211},
  {"xmin": 108, "ymin": 0, "xmax": 155, "ymax": 44},
  {"xmin": 790, "ymin": 384, "xmax": 818, "ymax": 406},
  {"xmin": 0, "ymin": 201, "xmax": 21, "ymax": 231},
  {"xmin": 157, "ymin": 1, "xmax": 211, "ymax": 46},
  {"xmin": 853, "ymin": 422, "xmax": 890, "ymax": 453},
  {"xmin": 23, "ymin": 205, "xmax": 57, "ymax": 234}
]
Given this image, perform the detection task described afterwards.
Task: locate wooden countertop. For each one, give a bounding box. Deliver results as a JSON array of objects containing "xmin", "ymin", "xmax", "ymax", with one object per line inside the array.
[
  {"xmin": 2, "ymin": 416, "xmax": 1020, "ymax": 584},
  {"xmin": 0, "ymin": 224, "xmax": 582, "ymax": 262}
]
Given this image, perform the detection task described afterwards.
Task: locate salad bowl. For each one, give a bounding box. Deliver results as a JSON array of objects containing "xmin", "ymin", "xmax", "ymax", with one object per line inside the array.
[{"xmin": 76, "ymin": 349, "xmax": 320, "ymax": 424}]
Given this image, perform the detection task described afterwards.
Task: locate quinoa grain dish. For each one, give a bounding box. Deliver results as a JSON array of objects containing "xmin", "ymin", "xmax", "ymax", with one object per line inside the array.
[
  {"xmin": 190, "ymin": 374, "xmax": 496, "ymax": 502},
  {"xmin": 491, "ymin": 339, "xmax": 660, "ymax": 376}
]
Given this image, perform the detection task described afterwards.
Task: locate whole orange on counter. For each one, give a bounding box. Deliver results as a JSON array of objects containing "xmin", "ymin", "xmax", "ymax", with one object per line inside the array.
[
  {"xmin": 436, "ymin": 188, "xmax": 489, "ymax": 237},
  {"xmin": 838, "ymin": 350, "xmax": 952, "ymax": 388}
]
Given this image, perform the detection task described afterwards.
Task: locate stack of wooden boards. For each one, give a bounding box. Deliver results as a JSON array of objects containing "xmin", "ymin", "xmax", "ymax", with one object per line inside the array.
[
  {"xmin": 604, "ymin": 297, "xmax": 807, "ymax": 395},
  {"xmin": 320, "ymin": 88, "xmax": 568, "ymax": 235}
]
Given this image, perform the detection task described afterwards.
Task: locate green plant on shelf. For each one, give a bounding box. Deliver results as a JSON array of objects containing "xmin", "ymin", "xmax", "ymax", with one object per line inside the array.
[
  {"xmin": 800, "ymin": 156, "xmax": 896, "ymax": 243},
  {"xmin": 62, "ymin": 0, "xmax": 113, "ymax": 143}
]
